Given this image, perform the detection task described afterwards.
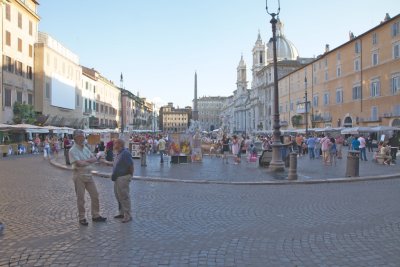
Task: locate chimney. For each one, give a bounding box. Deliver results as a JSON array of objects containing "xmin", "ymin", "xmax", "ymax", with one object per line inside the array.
[
  {"xmin": 349, "ymin": 31, "xmax": 355, "ymax": 40},
  {"xmin": 384, "ymin": 13, "xmax": 391, "ymax": 21},
  {"xmin": 325, "ymin": 44, "xmax": 330, "ymax": 53}
]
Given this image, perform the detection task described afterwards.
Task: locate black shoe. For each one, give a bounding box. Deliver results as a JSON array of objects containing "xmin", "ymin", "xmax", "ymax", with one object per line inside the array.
[
  {"xmin": 79, "ymin": 219, "xmax": 89, "ymax": 226},
  {"xmin": 92, "ymin": 216, "xmax": 107, "ymax": 222},
  {"xmin": 114, "ymin": 214, "xmax": 124, "ymax": 219}
]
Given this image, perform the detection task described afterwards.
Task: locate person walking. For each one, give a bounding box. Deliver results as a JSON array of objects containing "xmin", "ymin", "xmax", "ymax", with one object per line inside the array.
[
  {"xmin": 109, "ymin": 139, "xmax": 134, "ymax": 223},
  {"xmin": 366, "ymin": 135, "xmax": 373, "ymax": 152},
  {"xmin": 314, "ymin": 136, "xmax": 321, "ymax": 159},
  {"xmin": 69, "ymin": 130, "xmax": 107, "ymax": 226},
  {"xmin": 358, "ymin": 135, "xmax": 367, "ymax": 161},
  {"xmin": 231, "ymin": 135, "xmax": 240, "ymax": 164},
  {"xmin": 43, "ymin": 137, "xmax": 51, "ymax": 159},
  {"xmin": 158, "ymin": 136, "xmax": 166, "ymax": 164},
  {"xmin": 320, "ymin": 135, "xmax": 332, "ymax": 165},
  {"xmin": 335, "ymin": 135, "xmax": 344, "ymax": 159}
]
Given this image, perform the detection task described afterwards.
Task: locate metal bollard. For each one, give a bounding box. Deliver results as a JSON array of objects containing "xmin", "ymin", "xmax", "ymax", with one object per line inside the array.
[{"xmin": 288, "ymin": 152, "xmax": 298, "ymax": 180}]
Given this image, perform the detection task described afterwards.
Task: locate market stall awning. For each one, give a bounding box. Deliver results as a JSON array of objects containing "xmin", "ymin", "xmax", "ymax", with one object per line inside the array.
[{"xmin": 341, "ymin": 127, "xmax": 375, "ymax": 135}]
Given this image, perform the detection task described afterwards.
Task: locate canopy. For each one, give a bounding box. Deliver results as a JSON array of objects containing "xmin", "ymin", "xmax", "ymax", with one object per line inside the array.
[
  {"xmin": 7, "ymin": 124, "xmax": 49, "ymax": 134},
  {"xmin": 370, "ymin": 126, "xmax": 400, "ymax": 132},
  {"xmin": 341, "ymin": 127, "xmax": 375, "ymax": 135}
]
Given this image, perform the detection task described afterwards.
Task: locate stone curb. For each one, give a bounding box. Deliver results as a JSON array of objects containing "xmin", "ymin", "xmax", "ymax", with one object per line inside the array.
[{"xmin": 49, "ymin": 158, "xmax": 400, "ymax": 186}]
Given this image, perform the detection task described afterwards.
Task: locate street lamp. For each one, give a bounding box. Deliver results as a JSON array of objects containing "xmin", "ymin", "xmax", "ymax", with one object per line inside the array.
[
  {"xmin": 304, "ymin": 76, "xmax": 308, "ymax": 137},
  {"xmin": 266, "ymin": 0, "xmax": 284, "ymax": 172}
]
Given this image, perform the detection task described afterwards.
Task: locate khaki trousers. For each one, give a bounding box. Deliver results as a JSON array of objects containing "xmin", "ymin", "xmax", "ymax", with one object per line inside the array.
[
  {"xmin": 114, "ymin": 175, "xmax": 132, "ymax": 217},
  {"xmin": 73, "ymin": 174, "xmax": 100, "ymax": 220}
]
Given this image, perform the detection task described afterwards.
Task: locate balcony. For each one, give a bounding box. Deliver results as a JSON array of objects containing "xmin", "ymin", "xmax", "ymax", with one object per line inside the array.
[
  {"xmin": 312, "ymin": 114, "xmax": 332, "ymax": 122},
  {"xmin": 83, "ymin": 109, "xmax": 93, "ymax": 116},
  {"xmin": 296, "ymin": 102, "xmax": 311, "ymax": 114},
  {"xmin": 359, "ymin": 117, "xmax": 381, "ymax": 123}
]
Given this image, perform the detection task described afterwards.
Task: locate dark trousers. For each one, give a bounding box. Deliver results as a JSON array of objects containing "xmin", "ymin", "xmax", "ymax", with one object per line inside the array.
[
  {"xmin": 391, "ymin": 147, "xmax": 398, "ymax": 162},
  {"xmin": 64, "ymin": 148, "xmax": 70, "ymax": 165}
]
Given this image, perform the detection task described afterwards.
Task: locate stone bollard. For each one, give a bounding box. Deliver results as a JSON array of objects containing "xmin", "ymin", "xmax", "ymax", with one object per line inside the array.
[{"xmin": 288, "ymin": 152, "xmax": 298, "ymax": 180}]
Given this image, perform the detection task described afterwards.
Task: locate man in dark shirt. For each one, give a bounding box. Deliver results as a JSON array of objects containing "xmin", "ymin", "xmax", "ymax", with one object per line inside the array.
[
  {"xmin": 107, "ymin": 139, "xmax": 134, "ymax": 223},
  {"xmin": 389, "ymin": 133, "xmax": 399, "ymax": 164}
]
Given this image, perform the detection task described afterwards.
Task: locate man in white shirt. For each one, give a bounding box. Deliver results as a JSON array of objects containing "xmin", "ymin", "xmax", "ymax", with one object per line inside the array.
[{"xmin": 358, "ymin": 135, "xmax": 367, "ymax": 161}]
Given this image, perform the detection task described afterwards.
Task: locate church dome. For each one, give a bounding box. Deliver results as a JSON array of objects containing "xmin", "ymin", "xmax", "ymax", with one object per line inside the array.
[{"xmin": 267, "ymin": 18, "xmax": 299, "ymax": 63}]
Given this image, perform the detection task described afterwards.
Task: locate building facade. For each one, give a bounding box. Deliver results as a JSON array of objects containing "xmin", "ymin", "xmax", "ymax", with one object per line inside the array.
[
  {"xmin": 159, "ymin": 103, "xmax": 191, "ymax": 133},
  {"xmin": 197, "ymin": 96, "xmax": 226, "ymax": 131},
  {"xmin": 279, "ymin": 13, "xmax": 400, "ymax": 130},
  {"xmin": 1, "ymin": 0, "xmax": 39, "ymax": 123},
  {"xmin": 121, "ymin": 89, "xmax": 154, "ymax": 132},
  {"xmin": 34, "ymin": 32, "xmax": 84, "ymax": 128}
]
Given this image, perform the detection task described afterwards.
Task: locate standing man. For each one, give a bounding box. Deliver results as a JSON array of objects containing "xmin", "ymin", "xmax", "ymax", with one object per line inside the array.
[
  {"xmin": 109, "ymin": 139, "xmax": 134, "ymax": 223},
  {"xmin": 306, "ymin": 135, "xmax": 316, "ymax": 159},
  {"xmin": 335, "ymin": 135, "xmax": 344, "ymax": 159},
  {"xmin": 158, "ymin": 136, "xmax": 166, "ymax": 164},
  {"xmin": 69, "ymin": 130, "xmax": 107, "ymax": 226},
  {"xmin": 63, "ymin": 135, "xmax": 72, "ymax": 165},
  {"xmin": 358, "ymin": 135, "xmax": 367, "ymax": 161}
]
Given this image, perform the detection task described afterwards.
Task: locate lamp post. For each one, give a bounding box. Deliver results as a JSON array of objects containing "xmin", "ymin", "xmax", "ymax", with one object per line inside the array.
[
  {"xmin": 304, "ymin": 76, "xmax": 308, "ymax": 137},
  {"xmin": 266, "ymin": 0, "xmax": 284, "ymax": 172}
]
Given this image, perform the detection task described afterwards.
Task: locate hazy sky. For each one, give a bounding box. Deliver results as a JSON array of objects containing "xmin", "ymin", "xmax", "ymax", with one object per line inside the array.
[{"xmin": 38, "ymin": 0, "xmax": 399, "ymax": 108}]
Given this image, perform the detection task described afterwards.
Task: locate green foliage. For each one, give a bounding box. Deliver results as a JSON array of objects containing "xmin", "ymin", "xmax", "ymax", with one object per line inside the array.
[
  {"xmin": 13, "ymin": 102, "xmax": 36, "ymax": 124},
  {"xmin": 291, "ymin": 115, "xmax": 302, "ymax": 127}
]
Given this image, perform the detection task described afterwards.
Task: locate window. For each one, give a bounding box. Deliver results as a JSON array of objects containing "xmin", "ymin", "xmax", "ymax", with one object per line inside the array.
[
  {"xmin": 371, "ymin": 106, "xmax": 378, "ymax": 121},
  {"xmin": 45, "ymin": 82, "xmax": 51, "ymax": 98},
  {"xmin": 323, "ymin": 93, "xmax": 330, "ymax": 105},
  {"xmin": 392, "ymin": 21, "xmax": 399, "ymax": 37},
  {"xmin": 85, "ymin": 81, "xmax": 89, "ymax": 90},
  {"xmin": 313, "ymin": 95, "xmax": 318, "ymax": 107},
  {"xmin": 6, "ymin": 31, "xmax": 11, "ymax": 46},
  {"xmin": 391, "ymin": 74, "xmax": 400, "ymax": 94},
  {"xmin": 4, "ymin": 56, "xmax": 14, "ymax": 73},
  {"xmin": 18, "ymin": 38, "xmax": 22, "ymax": 52},
  {"xmin": 84, "ymin": 99, "xmax": 88, "ymax": 110},
  {"xmin": 76, "ymin": 94, "xmax": 80, "ymax": 107},
  {"xmin": 28, "ymin": 94, "xmax": 33, "ymax": 105},
  {"xmin": 15, "ymin": 61, "xmax": 23, "ymax": 76},
  {"xmin": 26, "ymin": 66, "xmax": 32, "ymax": 80},
  {"xmin": 352, "ymin": 85, "xmax": 361, "ymax": 100},
  {"xmin": 16, "ymin": 91, "xmax": 23, "ymax": 104},
  {"xmin": 324, "ymin": 70, "xmax": 328, "ymax": 81},
  {"xmin": 336, "ymin": 89, "xmax": 343, "ymax": 104},
  {"xmin": 5, "ymin": 4, "xmax": 10, "ymax": 21},
  {"xmin": 29, "ymin": 21, "xmax": 33, "ymax": 36},
  {"xmin": 5, "ymin": 89, "xmax": 12, "ymax": 107},
  {"xmin": 29, "ymin": 45, "xmax": 33, "ymax": 57},
  {"xmin": 337, "ymin": 66, "xmax": 341, "ymax": 77},
  {"xmin": 324, "ymin": 58, "xmax": 328, "ymax": 68},
  {"xmin": 370, "ymin": 79, "xmax": 380, "ymax": 97},
  {"xmin": 393, "ymin": 42, "xmax": 400, "ymax": 59},
  {"xmin": 18, "ymin": 12, "xmax": 22, "ymax": 28},
  {"xmin": 337, "ymin": 52, "xmax": 341, "ymax": 61},
  {"xmin": 372, "ymin": 32, "xmax": 377, "ymax": 45},
  {"xmin": 372, "ymin": 52, "xmax": 379, "ymax": 66},
  {"xmin": 355, "ymin": 40, "xmax": 361, "ymax": 54},
  {"xmin": 354, "ymin": 58, "xmax": 360, "ymax": 72}
]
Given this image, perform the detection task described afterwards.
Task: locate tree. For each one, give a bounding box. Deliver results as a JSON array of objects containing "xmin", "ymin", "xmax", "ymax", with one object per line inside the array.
[{"xmin": 13, "ymin": 102, "xmax": 36, "ymax": 124}]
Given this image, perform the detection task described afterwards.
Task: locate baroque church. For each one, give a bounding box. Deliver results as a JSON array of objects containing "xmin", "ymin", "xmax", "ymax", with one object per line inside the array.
[{"xmin": 220, "ymin": 18, "xmax": 313, "ymax": 134}]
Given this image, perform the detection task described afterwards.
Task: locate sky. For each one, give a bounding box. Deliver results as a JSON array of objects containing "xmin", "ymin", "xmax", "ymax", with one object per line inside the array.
[{"xmin": 38, "ymin": 0, "xmax": 399, "ymax": 108}]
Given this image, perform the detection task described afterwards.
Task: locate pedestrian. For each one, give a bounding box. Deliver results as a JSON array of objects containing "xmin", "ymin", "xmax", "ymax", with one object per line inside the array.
[
  {"xmin": 105, "ymin": 141, "xmax": 114, "ymax": 162},
  {"xmin": 306, "ymin": 135, "xmax": 316, "ymax": 159},
  {"xmin": 335, "ymin": 135, "xmax": 344, "ymax": 159},
  {"xmin": 320, "ymin": 135, "xmax": 332, "ymax": 165},
  {"xmin": 358, "ymin": 135, "xmax": 367, "ymax": 161},
  {"xmin": 296, "ymin": 134, "xmax": 303, "ymax": 156},
  {"xmin": 139, "ymin": 138, "xmax": 147, "ymax": 166},
  {"xmin": 34, "ymin": 135, "xmax": 41, "ymax": 154},
  {"xmin": 231, "ymin": 135, "xmax": 240, "ymax": 164},
  {"xmin": 63, "ymin": 135, "xmax": 72, "ymax": 165},
  {"xmin": 108, "ymin": 139, "xmax": 134, "ymax": 223},
  {"xmin": 329, "ymin": 137, "xmax": 337, "ymax": 166},
  {"xmin": 314, "ymin": 136, "xmax": 321, "ymax": 159},
  {"xmin": 43, "ymin": 136, "xmax": 51, "ymax": 159},
  {"xmin": 68, "ymin": 130, "xmax": 107, "ymax": 226},
  {"xmin": 388, "ymin": 133, "xmax": 399, "ymax": 164},
  {"xmin": 158, "ymin": 136, "xmax": 166, "ymax": 164},
  {"xmin": 366, "ymin": 135, "xmax": 373, "ymax": 152},
  {"xmin": 221, "ymin": 135, "xmax": 230, "ymax": 164},
  {"xmin": 352, "ymin": 136, "xmax": 360, "ymax": 151}
]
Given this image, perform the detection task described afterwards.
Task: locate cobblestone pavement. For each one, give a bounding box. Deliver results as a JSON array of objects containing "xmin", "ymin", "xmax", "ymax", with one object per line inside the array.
[
  {"xmin": 54, "ymin": 149, "xmax": 400, "ymax": 182},
  {"xmin": 1, "ymin": 156, "xmax": 400, "ymax": 266}
]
